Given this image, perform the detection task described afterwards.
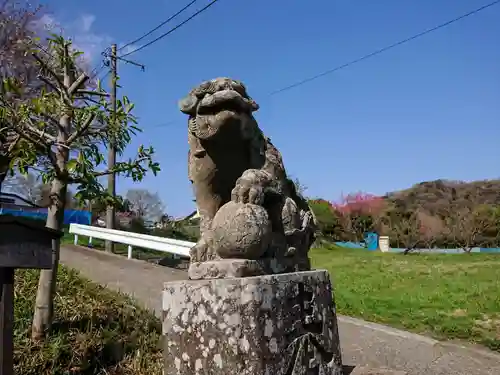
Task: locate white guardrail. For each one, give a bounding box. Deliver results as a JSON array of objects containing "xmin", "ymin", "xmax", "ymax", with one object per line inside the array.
[{"xmin": 69, "ymin": 224, "xmax": 194, "ymax": 259}]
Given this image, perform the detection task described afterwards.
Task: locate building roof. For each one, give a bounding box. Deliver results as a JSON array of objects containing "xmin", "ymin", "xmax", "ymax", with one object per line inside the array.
[
  {"xmin": 173, "ymin": 210, "xmax": 200, "ymax": 223},
  {"xmin": 0, "ymin": 192, "xmax": 42, "ymax": 208}
]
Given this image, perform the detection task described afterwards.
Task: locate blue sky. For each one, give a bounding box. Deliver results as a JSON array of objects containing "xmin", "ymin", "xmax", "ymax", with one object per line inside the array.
[{"xmin": 41, "ymin": 0, "xmax": 500, "ymax": 217}]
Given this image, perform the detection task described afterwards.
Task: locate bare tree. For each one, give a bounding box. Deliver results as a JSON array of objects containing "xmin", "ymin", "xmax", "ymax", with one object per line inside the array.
[
  {"xmin": 384, "ymin": 211, "xmax": 421, "ymax": 254},
  {"xmin": 125, "ymin": 188, "xmax": 165, "ymax": 223},
  {"xmin": 385, "ymin": 210, "xmax": 443, "ymax": 254},
  {"xmin": 418, "ymin": 211, "xmax": 445, "ymax": 250},
  {"xmin": 444, "ymin": 204, "xmax": 497, "ymax": 253},
  {"xmin": 333, "ymin": 192, "xmax": 386, "ymax": 245},
  {"xmin": 0, "ymin": 0, "xmax": 49, "ymax": 189},
  {"xmin": 0, "ymin": 0, "xmax": 46, "ymax": 90}
]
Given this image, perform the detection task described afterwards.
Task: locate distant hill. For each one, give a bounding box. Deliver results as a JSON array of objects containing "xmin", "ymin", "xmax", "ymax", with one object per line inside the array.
[{"xmin": 384, "ymin": 179, "xmax": 500, "ymax": 216}]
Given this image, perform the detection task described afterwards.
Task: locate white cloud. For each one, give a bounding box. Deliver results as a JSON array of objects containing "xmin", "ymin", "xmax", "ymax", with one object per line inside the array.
[
  {"xmin": 33, "ymin": 13, "xmax": 142, "ymax": 67},
  {"xmin": 68, "ymin": 14, "xmax": 112, "ymax": 62},
  {"xmin": 118, "ymin": 43, "xmax": 140, "ymax": 56},
  {"xmin": 30, "ymin": 14, "xmax": 60, "ymax": 34},
  {"xmin": 80, "ymin": 14, "xmax": 96, "ymax": 33},
  {"xmin": 33, "ymin": 13, "xmax": 113, "ymax": 63}
]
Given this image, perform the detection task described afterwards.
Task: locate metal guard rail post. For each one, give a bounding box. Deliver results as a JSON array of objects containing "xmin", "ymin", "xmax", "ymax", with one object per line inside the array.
[{"xmin": 69, "ymin": 223, "xmax": 194, "ymax": 259}]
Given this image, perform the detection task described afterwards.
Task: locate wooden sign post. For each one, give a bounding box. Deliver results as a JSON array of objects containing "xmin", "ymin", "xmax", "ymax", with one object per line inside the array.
[{"xmin": 0, "ymin": 216, "xmax": 62, "ymax": 375}]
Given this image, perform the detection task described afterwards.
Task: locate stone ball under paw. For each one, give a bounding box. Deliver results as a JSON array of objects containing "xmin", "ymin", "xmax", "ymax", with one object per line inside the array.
[{"xmin": 211, "ymin": 201, "xmax": 272, "ymax": 259}]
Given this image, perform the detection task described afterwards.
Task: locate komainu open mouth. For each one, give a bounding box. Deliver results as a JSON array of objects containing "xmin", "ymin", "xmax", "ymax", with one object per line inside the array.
[{"xmin": 197, "ymin": 89, "xmax": 253, "ymax": 116}]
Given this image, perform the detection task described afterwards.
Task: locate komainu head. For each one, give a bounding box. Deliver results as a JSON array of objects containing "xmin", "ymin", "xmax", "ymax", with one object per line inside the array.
[{"xmin": 178, "ymin": 77, "xmax": 260, "ymax": 140}]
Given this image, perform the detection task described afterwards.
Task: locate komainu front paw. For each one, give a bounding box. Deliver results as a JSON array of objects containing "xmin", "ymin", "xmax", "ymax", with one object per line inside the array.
[
  {"xmin": 230, "ymin": 169, "xmax": 271, "ymax": 205},
  {"xmin": 189, "ymin": 238, "xmax": 210, "ymax": 263}
]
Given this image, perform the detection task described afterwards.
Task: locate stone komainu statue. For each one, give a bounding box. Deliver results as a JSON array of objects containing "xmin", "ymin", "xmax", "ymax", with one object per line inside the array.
[{"xmin": 179, "ymin": 77, "xmax": 317, "ymax": 279}]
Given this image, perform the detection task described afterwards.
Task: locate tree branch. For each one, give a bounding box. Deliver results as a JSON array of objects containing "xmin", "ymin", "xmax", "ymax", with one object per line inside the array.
[
  {"xmin": 22, "ymin": 116, "xmax": 56, "ymax": 144},
  {"xmin": 92, "ymin": 158, "xmax": 149, "ymax": 178},
  {"xmin": 66, "ymin": 113, "xmax": 96, "ymax": 146},
  {"xmin": 32, "ymin": 53, "xmax": 65, "ymax": 90},
  {"xmin": 36, "ymin": 112, "xmax": 63, "ymax": 132},
  {"xmin": 76, "ymin": 90, "xmax": 109, "ymax": 97},
  {"xmin": 10, "ymin": 124, "xmax": 47, "ymax": 150},
  {"xmin": 67, "ymin": 73, "xmax": 88, "ymax": 95},
  {"xmin": 6, "ymin": 134, "xmax": 21, "ymax": 153},
  {"xmin": 67, "ymin": 157, "xmax": 149, "ymax": 184},
  {"xmin": 78, "ymin": 96, "xmax": 104, "ymax": 107},
  {"xmin": 37, "ymin": 75, "xmax": 59, "ymax": 93}
]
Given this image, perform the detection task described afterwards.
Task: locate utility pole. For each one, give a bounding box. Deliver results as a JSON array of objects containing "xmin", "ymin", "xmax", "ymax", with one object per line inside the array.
[
  {"xmin": 104, "ymin": 45, "xmax": 145, "ymax": 253},
  {"xmin": 105, "ymin": 44, "xmax": 117, "ymax": 253}
]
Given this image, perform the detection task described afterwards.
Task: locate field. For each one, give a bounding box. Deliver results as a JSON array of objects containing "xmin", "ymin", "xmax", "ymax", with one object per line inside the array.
[
  {"xmin": 14, "ymin": 267, "xmax": 163, "ymax": 375},
  {"xmin": 311, "ymin": 246, "xmax": 500, "ymax": 351}
]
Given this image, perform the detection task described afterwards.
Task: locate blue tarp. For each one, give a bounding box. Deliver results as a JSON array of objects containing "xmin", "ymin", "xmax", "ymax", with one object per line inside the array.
[
  {"xmin": 364, "ymin": 232, "xmax": 378, "ymax": 251},
  {"xmin": 335, "ymin": 232, "xmax": 379, "ymax": 251},
  {"xmin": 0, "ymin": 208, "xmax": 91, "ymax": 225}
]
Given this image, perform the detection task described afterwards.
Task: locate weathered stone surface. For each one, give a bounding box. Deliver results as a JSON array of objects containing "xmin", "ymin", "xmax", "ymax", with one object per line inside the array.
[
  {"xmin": 180, "ymin": 77, "xmax": 317, "ymax": 279},
  {"xmin": 188, "ymin": 259, "xmax": 266, "ymax": 280},
  {"xmin": 349, "ymin": 367, "xmax": 408, "ymax": 375},
  {"xmin": 163, "ymin": 269, "xmax": 343, "ymax": 375},
  {"xmin": 210, "ymin": 201, "xmax": 272, "ymax": 259}
]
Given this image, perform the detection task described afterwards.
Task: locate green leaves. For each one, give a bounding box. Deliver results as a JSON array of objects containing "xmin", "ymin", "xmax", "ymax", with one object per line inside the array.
[
  {"xmin": 0, "ymin": 34, "xmax": 161, "ymax": 208},
  {"xmin": 1, "ymin": 77, "xmax": 22, "ymax": 95}
]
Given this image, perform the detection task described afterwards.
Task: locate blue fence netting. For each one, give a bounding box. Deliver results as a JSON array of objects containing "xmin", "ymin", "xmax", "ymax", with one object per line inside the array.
[
  {"xmin": 334, "ymin": 231, "xmax": 500, "ymax": 253},
  {"xmin": 0, "ymin": 207, "xmax": 91, "ymax": 225}
]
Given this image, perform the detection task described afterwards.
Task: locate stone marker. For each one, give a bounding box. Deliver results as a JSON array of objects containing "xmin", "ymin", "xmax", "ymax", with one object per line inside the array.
[
  {"xmin": 163, "ymin": 78, "xmax": 404, "ymax": 375},
  {"xmin": 163, "ymin": 270, "xmax": 343, "ymax": 375}
]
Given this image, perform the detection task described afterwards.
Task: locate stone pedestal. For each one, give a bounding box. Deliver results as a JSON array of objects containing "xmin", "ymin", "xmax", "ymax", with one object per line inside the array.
[{"xmin": 162, "ymin": 270, "xmax": 343, "ymax": 375}]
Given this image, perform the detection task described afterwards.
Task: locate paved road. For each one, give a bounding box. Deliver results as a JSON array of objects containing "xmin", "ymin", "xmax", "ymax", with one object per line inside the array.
[{"xmin": 60, "ymin": 245, "xmax": 500, "ymax": 375}]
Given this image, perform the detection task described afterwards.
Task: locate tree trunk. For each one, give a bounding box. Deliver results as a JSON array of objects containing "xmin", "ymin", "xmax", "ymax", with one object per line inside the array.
[
  {"xmin": 31, "ymin": 176, "xmax": 67, "ymax": 340},
  {"xmin": 0, "ymin": 162, "xmax": 8, "ymax": 192},
  {"xmin": 31, "ymin": 43, "xmax": 73, "ymax": 340}
]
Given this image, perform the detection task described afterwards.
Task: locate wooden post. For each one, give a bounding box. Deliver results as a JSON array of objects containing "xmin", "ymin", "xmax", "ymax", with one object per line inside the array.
[{"xmin": 0, "ymin": 267, "xmax": 14, "ymax": 375}]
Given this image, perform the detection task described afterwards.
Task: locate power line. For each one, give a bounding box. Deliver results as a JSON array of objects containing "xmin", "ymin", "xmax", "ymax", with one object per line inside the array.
[
  {"xmin": 152, "ymin": 120, "xmax": 177, "ymax": 128},
  {"xmin": 142, "ymin": 1, "xmax": 500, "ymax": 132},
  {"xmin": 118, "ymin": 0, "xmax": 200, "ymax": 52},
  {"xmin": 98, "ymin": 70, "xmax": 111, "ymax": 84},
  {"xmin": 269, "ymin": 0, "xmax": 500, "ymax": 96},
  {"xmin": 89, "ymin": 61, "xmax": 108, "ymax": 82},
  {"xmin": 120, "ymin": 0, "xmax": 220, "ymax": 58},
  {"xmin": 86, "ymin": 47, "xmax": 112, "ymax": 82}
]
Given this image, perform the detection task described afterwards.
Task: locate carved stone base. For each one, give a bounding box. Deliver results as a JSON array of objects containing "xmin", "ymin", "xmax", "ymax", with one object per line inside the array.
[
  {"xmin": 188, "ymin": 259, "xmax": 265, "ymax": 280},
  {"xmin": 162, "ymin": 270, "xmax": 343, "ymax": 375},
  {"xmin": 188, "ymin": 257, "xmax": 305, "ymax": 280},
  {"xmin": 350, "ymin": 366, "xmax": 408, "ymax": 375}
]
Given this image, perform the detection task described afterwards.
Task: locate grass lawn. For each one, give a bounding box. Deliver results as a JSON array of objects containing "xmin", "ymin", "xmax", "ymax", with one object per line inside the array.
[
  {"xmin": 14, "ymin": 267, "xmax": 162, "ymax": 375},
  {"xmin": 311, "ymin": 246, "xmax": 500, "ymax": 352}
]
